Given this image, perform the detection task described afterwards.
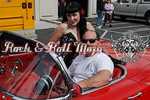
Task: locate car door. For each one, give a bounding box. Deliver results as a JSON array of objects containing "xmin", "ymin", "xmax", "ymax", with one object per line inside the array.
[
  {"xmin": 118, "ymin": 0, "xmax": 131, "ymax": 16},
  {"xmin": 119, "ymin": 0, "xmax": 140, "ymax": 16},
  {"xmin": 73, "ymin": 79, "xmax": 141, "ymax": 100},
  {"xmin": 113, "ymin": 0, "xmax": 122, "ymax": 15},
  {"xmin": 125, "ymin": 0, "xmax": 139, "ymax": 16}
]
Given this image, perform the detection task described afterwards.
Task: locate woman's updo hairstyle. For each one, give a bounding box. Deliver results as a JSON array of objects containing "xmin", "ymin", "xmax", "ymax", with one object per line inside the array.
[
  {"xmin": 62, "ymin": 1, "xmax": 87, "ymax": 40},
  {"xmin": 65, "ymin": 1, "xmax": 81, "ymax": 14},
  {"xmin": 62, "ymin": 1, "xmax": 80, "ymax": 22}
]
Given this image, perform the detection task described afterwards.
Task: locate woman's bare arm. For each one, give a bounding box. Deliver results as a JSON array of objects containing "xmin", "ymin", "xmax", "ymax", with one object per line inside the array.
[{"xmin": 48, "ymin": 23, "xmax": 66, "ymax": 42}]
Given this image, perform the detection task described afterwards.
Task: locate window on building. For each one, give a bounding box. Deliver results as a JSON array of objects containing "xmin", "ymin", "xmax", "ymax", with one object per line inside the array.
[
  {"xmin": 132, "ymin": 0, "xmax": 137, "ymax": 3},
  {"xmin": 144, "ymin": 0, "xmax": 150, "ymax": 2},
  {"xmin": 117, "ymin": 0, "xmax": 121, "ymax": 3},
  {"xmin": 121, "ymin": 0, "xmax": 129, "ymax": 3}
]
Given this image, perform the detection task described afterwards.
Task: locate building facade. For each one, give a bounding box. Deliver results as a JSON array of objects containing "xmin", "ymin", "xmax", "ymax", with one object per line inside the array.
[
  {"xmin": 0, "ymin": 0, "xmax": 97, "ymax": 31},
  {"xmin": 35, "ymin": 0, "xmax": 97, "ymax": 21}
]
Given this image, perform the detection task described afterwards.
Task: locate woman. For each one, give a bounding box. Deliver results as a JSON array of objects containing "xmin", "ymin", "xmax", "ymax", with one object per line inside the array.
[
  {"xmin": 48, "ymin": 1, "xmax": 95, "ymax": 66},
  {"xmin": 104, "ymin": 0, "xmax": 114, "ymax": 27},
  {"xmin": 49, "ymin": 1, "xmax": 95, "ymax": 42}
]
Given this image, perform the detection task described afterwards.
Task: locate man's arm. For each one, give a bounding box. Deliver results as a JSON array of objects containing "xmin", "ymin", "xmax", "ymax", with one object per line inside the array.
[{"xmin": 78, "ymin": 70, "xmax": 112, "ymax": 88}]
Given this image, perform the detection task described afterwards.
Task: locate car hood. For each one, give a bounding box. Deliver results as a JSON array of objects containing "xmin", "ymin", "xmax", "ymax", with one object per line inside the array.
[{"xmin": 98, "ymin": 39, "xmax": 150, "ymax": 81}]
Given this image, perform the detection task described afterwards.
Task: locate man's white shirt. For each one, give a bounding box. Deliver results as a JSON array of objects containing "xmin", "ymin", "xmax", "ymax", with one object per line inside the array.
[{"xmin": 69, "ymin": 52, "xmax": 114, "ymax": 83}]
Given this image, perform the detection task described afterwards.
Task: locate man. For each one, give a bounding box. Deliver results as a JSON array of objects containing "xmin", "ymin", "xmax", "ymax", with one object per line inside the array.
[
  {"xmin": 69, "ymin": 30, "xmax": 114, "ymax": 88},
  {"xmin": 96, "ymin": 0, "xmax": 105, "ymax": 28}
]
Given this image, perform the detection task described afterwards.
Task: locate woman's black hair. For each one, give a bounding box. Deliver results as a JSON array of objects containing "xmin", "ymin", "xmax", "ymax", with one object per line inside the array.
[{"xmin": 62, "ymin": 1, "xmax": 87, "ymax": 40}]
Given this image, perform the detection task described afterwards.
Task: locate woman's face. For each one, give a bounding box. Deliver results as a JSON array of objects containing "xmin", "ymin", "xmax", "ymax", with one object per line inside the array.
[{"xmin": 67, "ymin": 12, "xmax": 80, "ymax": 26}]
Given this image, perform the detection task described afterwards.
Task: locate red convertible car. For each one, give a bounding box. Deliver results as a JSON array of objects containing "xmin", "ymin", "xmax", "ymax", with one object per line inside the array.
[{"xmin": 0, "ymin": 31, "xmax": 150, "ymax": 100}]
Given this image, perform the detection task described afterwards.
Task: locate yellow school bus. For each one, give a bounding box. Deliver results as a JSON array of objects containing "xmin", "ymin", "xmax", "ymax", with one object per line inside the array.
[{"xmin": 0, "ymin": 0, "xmax": 34, "ymax": 30}]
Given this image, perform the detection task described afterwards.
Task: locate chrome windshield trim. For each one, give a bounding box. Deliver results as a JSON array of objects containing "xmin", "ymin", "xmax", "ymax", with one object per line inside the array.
[
  {"xmin": 49, "ymin": 52, "xmax": 73, "ymax": 82},
  {"xmin": 12, "ymin": 92, "xmax": 71, "ymax": 100}
]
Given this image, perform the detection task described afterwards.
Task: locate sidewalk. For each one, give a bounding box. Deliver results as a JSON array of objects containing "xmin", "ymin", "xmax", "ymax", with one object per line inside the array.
[
  {"xmin": 11, "ymin": 17, "xmax": 59, "ymax": 41},
  {"xmin": 12, "ymin": 17, "xmax": 107, "ymax": 43}
]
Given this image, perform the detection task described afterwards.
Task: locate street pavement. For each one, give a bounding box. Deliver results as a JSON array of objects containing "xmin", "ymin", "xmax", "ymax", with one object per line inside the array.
[
  {"xmin": 35, "ymin": 17, "xmax": 150, "ymax": 44},
  {"xmin": 88, "ymin": 17, "xmax": 150, "ymax": 40}
]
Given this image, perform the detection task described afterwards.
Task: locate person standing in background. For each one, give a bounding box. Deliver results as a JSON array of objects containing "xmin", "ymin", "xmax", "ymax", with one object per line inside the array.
[
  {"xmin": 96, "ymin": 0, "xmax": 105, "ymax": 29},
  {"xmin": 58, "ymin": 0, "xmax": 66, "ymax": 18},
  {"xmin": 104, "ymin": 0, "xmax": 114, "ymax": 27}
]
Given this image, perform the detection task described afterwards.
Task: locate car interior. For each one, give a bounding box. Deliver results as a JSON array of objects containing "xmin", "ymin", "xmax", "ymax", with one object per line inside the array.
[{"xmin": 0, "ymin": 31, "xmax": 128, "ymax": 98}]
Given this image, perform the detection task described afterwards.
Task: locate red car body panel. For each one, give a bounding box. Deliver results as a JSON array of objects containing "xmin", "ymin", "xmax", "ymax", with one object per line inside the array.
[
  {"xmin": 72, "ymin": 39, "xmax": 150, "ymax": 100},
  {"xmin": 0, "ymin": 32, "xmax": 150, "ymax": 100},
  {"xmin": 98, "ymin": 39, "xmax": 150, "ymax": 79},
  {"xmin": 73, "ymin": 79, "xmax": 141, "ymax": 100}
]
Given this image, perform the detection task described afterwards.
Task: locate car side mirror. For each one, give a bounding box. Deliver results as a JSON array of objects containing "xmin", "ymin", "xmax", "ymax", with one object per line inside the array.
[{"xmin": 33, "ymin": 75, "xmax": 53, "ymax": 95}]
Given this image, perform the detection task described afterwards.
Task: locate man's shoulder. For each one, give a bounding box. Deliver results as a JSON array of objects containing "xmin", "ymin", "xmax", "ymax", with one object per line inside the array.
[
  {"xmin": 73, "ymin": 55, "xmax": 84, "ymax": 61},
  {"xmin": 95, "ymin": 52, "xmax": 108, "ymax": 57},
  {"xmin": 94, "ymin": 52, "xmax": 114, "ymax": 72},
  {"xmin": 94, "ymin": 52, "xmax": 112, "ymax": 61}
]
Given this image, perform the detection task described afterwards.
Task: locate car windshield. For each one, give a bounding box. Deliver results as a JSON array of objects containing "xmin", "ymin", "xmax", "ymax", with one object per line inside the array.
[{"xmin": 0, "ymin": 52, "xmax": 70, "ymax": 100}]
